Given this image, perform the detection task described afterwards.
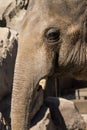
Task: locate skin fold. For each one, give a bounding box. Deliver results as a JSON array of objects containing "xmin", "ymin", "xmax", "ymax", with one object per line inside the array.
[{"xmin": 11, "ymin": 0, "xmax": 87, "ymax": 130}]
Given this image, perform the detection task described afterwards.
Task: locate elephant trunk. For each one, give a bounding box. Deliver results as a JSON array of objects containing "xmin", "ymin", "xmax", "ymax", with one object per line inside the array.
[
  {"xmin": 11, "ymin": 45, "xmax": 54, "ymax": 130},
  {"xmin": 11, "ymin": 62, "xmax": 33, "ymax": 130}
]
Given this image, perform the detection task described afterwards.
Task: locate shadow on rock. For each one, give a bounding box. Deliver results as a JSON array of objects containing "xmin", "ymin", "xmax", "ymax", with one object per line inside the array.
[{"xmin": 45, "ymin": 97, "xmax": 67, "ymax": 130}]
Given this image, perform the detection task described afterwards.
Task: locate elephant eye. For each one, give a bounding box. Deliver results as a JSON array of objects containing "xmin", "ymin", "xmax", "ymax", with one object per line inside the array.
[{"xmin": 44, "ymin": 27, "xmax": 60, "ymax": 44}]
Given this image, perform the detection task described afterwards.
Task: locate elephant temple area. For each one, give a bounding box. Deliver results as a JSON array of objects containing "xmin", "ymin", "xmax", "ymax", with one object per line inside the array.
[{"xmin": 0, "ymin": 0, "xmax": 87, "ymax": 130}]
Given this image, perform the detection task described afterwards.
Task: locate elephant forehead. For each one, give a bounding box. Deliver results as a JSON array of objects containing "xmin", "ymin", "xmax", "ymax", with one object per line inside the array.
[
  {"xmin": 29, "ymin": 0, "xmax": 85, "ymax": 15},
  {"xmin": 27, "ymin": 0, "xmax": 87, "ymax": 27},
  {"xmin": 44, "ymin": 0, "xmax": 86, "ymax": 19}
]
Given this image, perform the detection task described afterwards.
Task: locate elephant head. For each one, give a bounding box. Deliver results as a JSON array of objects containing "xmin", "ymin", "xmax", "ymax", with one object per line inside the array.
[{"xmin": 11, "ymin": 0, "xmax": 87, "ymax": 130}]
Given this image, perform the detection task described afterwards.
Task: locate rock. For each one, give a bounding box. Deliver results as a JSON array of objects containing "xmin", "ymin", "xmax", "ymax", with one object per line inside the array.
[
  {"xmin": 0, "ymin": 27, "xmax": 18, "ymax": 100},
  {"xmin": 30, "ymin": 106, "xmax": 56, "ymax": 130},
  {"xmin": 0, "ymin": 0, "xmax": 14, "ymax": 27},
  {"xmin": 1, "ymin": 96, "xmax": 86, "ymax": 130},
  {"xmin": 0, "ymin": 0, "xmax": 29, "ymax": 31},
  {"xmin": 0, "ymin": 0, "xmax": 14, "ymax": 18},
  {"xmin": 59, "ymin": 98, "xmax": 86, "ymax": 130},
  {"xmin": 45, "ymin": 97, "xmax": 86, "ymax": 130}
]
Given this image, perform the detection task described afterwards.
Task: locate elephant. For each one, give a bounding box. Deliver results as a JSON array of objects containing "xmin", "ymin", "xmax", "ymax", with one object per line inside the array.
[{"xmin": 11, "ymin": 0, "xmax": 87, "ymax": 130}]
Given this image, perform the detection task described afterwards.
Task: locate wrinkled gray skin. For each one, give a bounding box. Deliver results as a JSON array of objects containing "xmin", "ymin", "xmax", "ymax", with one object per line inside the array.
[{"xmin": 11, "ymin": 0, "xmax": 87, "ymax": 130}]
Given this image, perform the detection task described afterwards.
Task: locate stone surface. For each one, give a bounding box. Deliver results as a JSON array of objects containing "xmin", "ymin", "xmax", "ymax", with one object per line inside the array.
[
  {"xmin": 30, "ymin": 106, "xmax": 56, "ymax": 130},
  {"xmin": 45, "ymin": 97, "xmax": 86, "ymax": 130},
  {"xmin": 0, "ymin": 96, "xmax": 86, "ymax": 130},
  {"xmin": 0, "ymin": 27, "xmax": 18, "ymax": 100},
  {"xmin": 74, "ymin": 100, "xmax": 87, "ymax": 114},
  {"xmin": 0, "ymin": 0, "xmax": 14, "ymax": 18},
  {"xmin": 59, "ymin": 98, "xmax": 86, "ymax": 130},
  {"xmin": 0, "ymin": 0, "xmax": 29, "ymax": 31}
]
